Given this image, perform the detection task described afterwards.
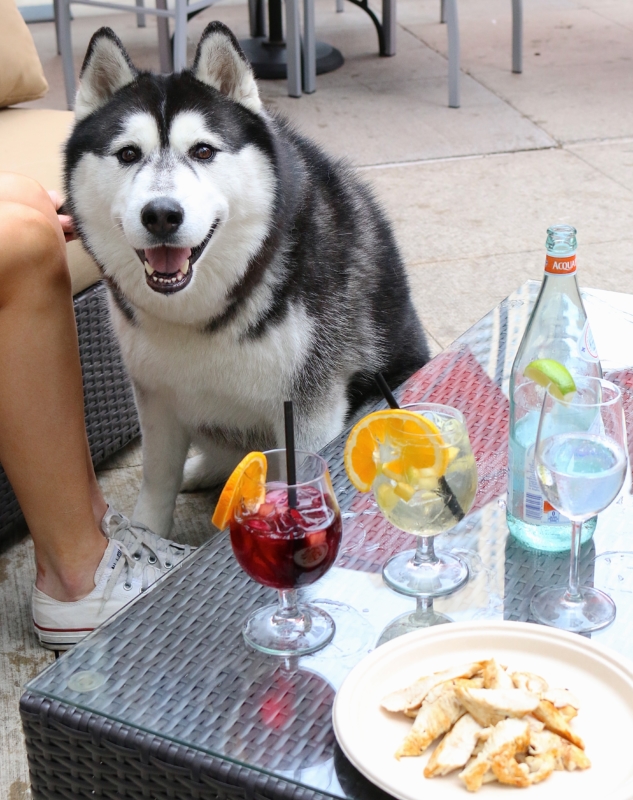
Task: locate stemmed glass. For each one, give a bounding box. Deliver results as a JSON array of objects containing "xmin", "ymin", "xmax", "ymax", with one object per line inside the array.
[
  {"xmin": 531, "ymin": 377, "xmax": 627, "ymax": 633},
  {"xmin": 375, "ymin": 403, "xmax": 478, "ymax": 602},
  {"xmin": 230, "ymin": 449, "xmax": 343, "ymax": 656}
]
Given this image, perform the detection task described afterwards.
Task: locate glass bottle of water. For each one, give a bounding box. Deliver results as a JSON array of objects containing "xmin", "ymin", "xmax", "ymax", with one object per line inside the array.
[{"xmin": 507, "ymin": 225, "xmax": 602, "ymax": 551}]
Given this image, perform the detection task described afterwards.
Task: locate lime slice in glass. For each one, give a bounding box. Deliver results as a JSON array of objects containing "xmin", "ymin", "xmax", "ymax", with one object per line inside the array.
[{"xmin": 524, "ymin": 359, "xmax": 576, "ymax": 400}]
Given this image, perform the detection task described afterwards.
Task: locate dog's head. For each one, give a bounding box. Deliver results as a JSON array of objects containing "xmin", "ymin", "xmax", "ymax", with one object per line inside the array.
[{"xmin": 66, "ymin": 23, "xmax": 276, "ymax": 325}]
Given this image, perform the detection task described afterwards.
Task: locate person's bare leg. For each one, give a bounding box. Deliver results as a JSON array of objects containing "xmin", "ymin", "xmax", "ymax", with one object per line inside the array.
[{"xmin": 0, "ymin": 173, "xmax": 107, "ymax": 601}]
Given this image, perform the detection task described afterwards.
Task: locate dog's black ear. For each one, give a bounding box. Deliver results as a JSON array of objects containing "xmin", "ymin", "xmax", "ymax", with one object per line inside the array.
[
  {"xmin": 75, "ymin": 28, "xmax": 136, "ymax": 120},
  {"xmin": 192, "ymin": 22, "xmax": 261, "ymax": 114}
]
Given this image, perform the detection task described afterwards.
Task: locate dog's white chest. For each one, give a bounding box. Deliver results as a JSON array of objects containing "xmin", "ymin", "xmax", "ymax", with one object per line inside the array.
[{"xmin": 112, "ymin": 302, "xmax": 314, "ymax": 431}]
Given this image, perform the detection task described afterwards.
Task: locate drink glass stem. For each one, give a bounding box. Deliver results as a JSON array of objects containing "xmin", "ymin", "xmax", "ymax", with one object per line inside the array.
[
  {"xmin": 414, "ymin": 596, "xmax": 433, "ymax": 618},
  {"xmin": 413, "ymin": 535, "xmax": 439, "ymax": 567},
  {"xmin": 275, "ymin": 588, "xmax": 301, "ymax": 622},
  {"xmin": 566, "ymin": 520, "xmax": 583, "ymax": 603}
]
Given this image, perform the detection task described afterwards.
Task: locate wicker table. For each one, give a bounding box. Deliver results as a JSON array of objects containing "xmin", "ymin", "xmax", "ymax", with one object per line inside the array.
[{"xmin": 20, "ymin": 282, "xmax": 633, "ymax": 800}]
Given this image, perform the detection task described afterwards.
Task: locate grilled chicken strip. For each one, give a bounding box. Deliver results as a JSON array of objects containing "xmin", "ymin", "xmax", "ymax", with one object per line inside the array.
[
  {"xmin": 456, "ymin": 687, "xmax": 540, "ymax": 728},
  {"xmin": 525, "ymin": 730, "xmax": 563, "ymax": 784},
  {"xmin": 482, "ymin": 659, "xmax": 515, "ymax": 690},
  {"xmin": 395, "ymin": 679, "xmax": 472, "ymax": 758},
  {"xmin": 541, "ymin": 688, "xmax": 580, "ymax": 710},
  {"xmin": 424, "ymin": 713, "xmax": 483, "ymax": 778},
  {"xmin": 527, "ymin": 728, "xmax": 590, "ymax": 777},
  {"xmin": 559, "ymin": 738, "xmax": 591, "ymax": 771},
  {"xmin": 511, "ymin": 671, "xmax": 549, "ymax": 694},
  {"xmin": 459, "ymin": 718, "xmax": 530, "ymax": 792},
  {"xmin": 381, "ymin": 662, "xmax": 484, "ymax": 714},
  {"xmin": 532, "ymin": 699, "xmax": 584, "ymax": 749}
]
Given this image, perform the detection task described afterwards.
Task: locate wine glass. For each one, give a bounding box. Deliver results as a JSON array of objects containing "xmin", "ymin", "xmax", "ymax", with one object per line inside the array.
[
  {"xmin": 376, "ymin": 403, "xmax": 478, "ymax": 601},
  {"xmin": 230, "ymin": 449, "xmax": 343, "ymax": 656},
  {"xmin": 530, "ymin": 377, "xmax": 627, "ymax": 633}
]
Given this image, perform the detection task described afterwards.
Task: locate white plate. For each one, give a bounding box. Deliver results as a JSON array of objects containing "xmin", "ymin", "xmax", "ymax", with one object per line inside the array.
[{"xmin": 333, "ymin": 621, "xmax": 633, "ymax": 799}]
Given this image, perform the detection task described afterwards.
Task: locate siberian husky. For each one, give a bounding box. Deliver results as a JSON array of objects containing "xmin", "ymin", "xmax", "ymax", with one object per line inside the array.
[{"xmin": 65, "ymin": 23, "xmax": 430, "ymax": 536}]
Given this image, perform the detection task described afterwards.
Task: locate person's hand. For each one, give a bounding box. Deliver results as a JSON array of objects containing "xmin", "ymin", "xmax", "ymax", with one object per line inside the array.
[{"xmin": 48, "ymin": 190, "xmax": 77, "ymax": 243}]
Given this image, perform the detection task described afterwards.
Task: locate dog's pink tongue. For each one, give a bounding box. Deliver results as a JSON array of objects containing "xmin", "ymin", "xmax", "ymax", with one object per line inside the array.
[{"xmin": 144, "ymin": 246, "xmax": 192, "ymax": 274}]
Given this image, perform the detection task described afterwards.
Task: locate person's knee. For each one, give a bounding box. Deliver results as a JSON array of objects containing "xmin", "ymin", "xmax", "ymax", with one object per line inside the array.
[
  {"xmin": 0, "ymin": 202, "xmax": 70, "ymax": 303},
  {"xmin": 0, "ymin": 173, "xmax": 59, "ymax": 226}
]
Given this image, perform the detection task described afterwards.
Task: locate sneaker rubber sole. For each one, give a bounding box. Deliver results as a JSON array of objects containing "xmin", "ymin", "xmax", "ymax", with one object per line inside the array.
[{"xmin": 33, "ymin": 619, "xmax": 95, "ymax": 650}]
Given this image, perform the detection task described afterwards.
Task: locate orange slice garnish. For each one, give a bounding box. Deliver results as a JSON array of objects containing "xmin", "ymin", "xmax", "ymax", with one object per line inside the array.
[
  {"xmin": 343, "ymin": 410, "xmax": 448, "ymax": 493},
  {"xmin": 211, "ymin": 451, "xmax": 267, "ymax": 530}
]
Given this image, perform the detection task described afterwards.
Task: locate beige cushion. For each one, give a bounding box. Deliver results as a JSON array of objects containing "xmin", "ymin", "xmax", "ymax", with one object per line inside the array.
[
  {"xmin": 0, "ymin": 108, "xmax": 101, "ymax": 295},
  {"xmin": 0, "ymin": 0, "xmax": 48, "ymax": 107}
]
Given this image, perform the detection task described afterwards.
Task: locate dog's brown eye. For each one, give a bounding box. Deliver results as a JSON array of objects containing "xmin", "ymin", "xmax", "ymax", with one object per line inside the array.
[
  {"xmin": 191, "ymin": 144, "xmax": 215, "ymax": 161},
  {"xmin": 117, "ymin": 146, "xmax": 140, "ymax": 164}
]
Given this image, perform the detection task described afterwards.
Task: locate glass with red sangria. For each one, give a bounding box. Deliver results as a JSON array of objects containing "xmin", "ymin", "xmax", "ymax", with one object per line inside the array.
[{"xmin": 223, "ymin": 449, "xmax": 342, "ymax": 655}]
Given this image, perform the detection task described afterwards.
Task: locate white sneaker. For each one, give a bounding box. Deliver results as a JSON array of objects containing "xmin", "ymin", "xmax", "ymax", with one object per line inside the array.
[
  {"xmin": 101, "ymin": 506, "xmax": 195, "ymax": 569},
  {"xmin": 32, "ymin": 539, "xmax": 166, "ymax": 650}
]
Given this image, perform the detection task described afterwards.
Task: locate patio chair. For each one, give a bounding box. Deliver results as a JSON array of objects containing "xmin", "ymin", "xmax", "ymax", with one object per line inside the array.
[
  {"xmin": 54, "ymin": 0, "xmax": 314, "ymax": 107},
  {"xmin": 441, "ymin": 0, "xmax": 522, "ymax": 108}
]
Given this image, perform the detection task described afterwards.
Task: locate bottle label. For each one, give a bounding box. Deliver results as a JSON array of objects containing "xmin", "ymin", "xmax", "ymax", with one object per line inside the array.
[
  {"xmin": 544, "ymin": 254, "xmax": 576, "ymax": 274},
  {"xmin": 523, "ymin": 443, "xmax": 568, "ymax": 525},
  {"xmin": 578, "ymin": 319, "xmax": 600, "ymax": 362}
]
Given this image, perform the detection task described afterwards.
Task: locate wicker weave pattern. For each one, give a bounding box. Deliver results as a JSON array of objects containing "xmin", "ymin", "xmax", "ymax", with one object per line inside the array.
[
  {"xmin": 77, "ymin": 284, "xmax": 140, "ymax": 465},
  {"xmin": 0, "ymin": 282, "xmax": 139, "ymax": 538},
  {"xmin": 21, "ymin": 694, "xmax": 355, "ymax": 800}
]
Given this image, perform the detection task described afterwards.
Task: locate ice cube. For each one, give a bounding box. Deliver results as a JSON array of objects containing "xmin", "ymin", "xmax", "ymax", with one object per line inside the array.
[
  {"xmin": 257, "ymin": 503, "xmax": 277, "ymax": 518},
  {"xmin": 266, "ymin": 488, "xmax": 288, "ymax": 508},
  {"xmin": 441, "ymin": 418, "xmax": 459, "ymax": 438},
  {"xmin": 247, "ymin": 517, "xmax": 275, "ymax": 534},
  {"xmin": 296, "ymin": 486, "xmax": 322, "ymax": 509}
]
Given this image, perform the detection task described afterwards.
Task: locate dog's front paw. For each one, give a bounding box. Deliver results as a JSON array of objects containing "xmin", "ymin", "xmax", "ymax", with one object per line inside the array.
[
  {"xmin": 133, "ymin": 502, "xmax": 174, "ymax": 539},
  {"xmin": 181, "ymin": 453, "xmax": 218, "ymax": 491}
]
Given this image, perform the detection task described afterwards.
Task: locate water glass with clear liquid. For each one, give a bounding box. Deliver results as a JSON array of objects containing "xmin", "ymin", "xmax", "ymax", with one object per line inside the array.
[{"xmin": 530, "ymin": 377, "xmax": 627, "ymax": 633}]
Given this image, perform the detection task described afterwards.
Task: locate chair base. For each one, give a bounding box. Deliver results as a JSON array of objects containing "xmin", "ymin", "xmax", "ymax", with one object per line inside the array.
[{"xmin": 239, "ymin": 37, "xmax": 343, "ymax": 80}]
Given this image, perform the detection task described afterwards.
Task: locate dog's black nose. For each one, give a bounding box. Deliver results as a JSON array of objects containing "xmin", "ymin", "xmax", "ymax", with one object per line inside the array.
[{"xmin": 141, "ymin": 198, "xmax": 184, "ymax": 237}]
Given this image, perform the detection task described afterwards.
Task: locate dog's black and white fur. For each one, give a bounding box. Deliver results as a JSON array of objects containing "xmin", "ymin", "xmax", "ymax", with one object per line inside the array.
[{"xmin": 65, "ymin": 23, "xmax": 430, "ymax": 536}]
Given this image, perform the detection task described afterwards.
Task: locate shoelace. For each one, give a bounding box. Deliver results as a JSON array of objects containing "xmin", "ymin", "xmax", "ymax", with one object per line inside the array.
[
  {"xmin": 99, "ymin": 543, "xmax": 152, "ymax": 612},
  {"xmin": 107, "ymin": 512, "xmax": 192, "ymax": 571}
]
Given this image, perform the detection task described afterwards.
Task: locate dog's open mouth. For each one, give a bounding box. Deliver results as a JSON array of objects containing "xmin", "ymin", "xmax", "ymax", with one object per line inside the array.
[{"xmin": 136, "ymin": 221, "xmax": 219, "ymax": 294}]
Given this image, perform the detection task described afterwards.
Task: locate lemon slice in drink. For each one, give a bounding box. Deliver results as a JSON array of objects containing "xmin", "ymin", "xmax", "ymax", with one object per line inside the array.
[{"xmin": 524, "ymin": 359, "xmax": 576, "ymax": 400}]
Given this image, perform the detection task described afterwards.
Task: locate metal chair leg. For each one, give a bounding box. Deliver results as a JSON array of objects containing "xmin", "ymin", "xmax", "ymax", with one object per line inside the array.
[
  {"xmin": 382, "ymin": 0, "xmax": 396, "ymax": 55},
  {"xmin": 336, "ymin": 0, "xmax": 344, "ymax": 12},
  {"xmin": 156, "ymin": 0, "xmax": 173, "ymax": 72},
  {"xmin": 248, "ymin": 0, "xmax": 266, "ymax": 37},
  {"xmin": 285, "ymin": 0, "xmax": 302, "ymax": 97},
  {"xmin": 445, "ymin": 0, "xmax": 460, "ymax": 108},
  {"xmin": 440, "ymin": 0, "xmax": 445, "ymax": 24},
  {"xmin": 135, "ymin": 0, "xmax": 146, "ymax": 28},
  {"xmin": 57, "ymin": 0, "xmax": 76, "ymax": 110},
  {"xmin": 173, "ymin": 0, "xmax": 188, "ymax": 71},
  {"xmin": 53, "ymin": 0, "xmax": 61, "ymax": 54},
  {"xmin": 303, "ymin": 0, "xmax": 316, "ymax": 93},
  {"xmin": 512, "ymin": 0, "xmax": 522, "ymax": 73}
]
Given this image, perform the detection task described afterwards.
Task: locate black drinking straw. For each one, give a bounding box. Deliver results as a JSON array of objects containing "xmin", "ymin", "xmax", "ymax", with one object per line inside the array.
[
  {"xmin": 375, "ymin": 372, "xmax": 399, "ymax": 411},
  {"xmin": 373, "ymin": 373, "xmax": 465, "ymax": 522},
  {"xmin": 284, "ymin": 401, "xmax": 297, "ymax": 509}
]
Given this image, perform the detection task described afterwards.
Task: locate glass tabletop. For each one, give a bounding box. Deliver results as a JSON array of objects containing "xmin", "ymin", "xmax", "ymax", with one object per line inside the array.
[{"xmin": 25, "ymin": 280, "xmax": 633, "ymax": 799}]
